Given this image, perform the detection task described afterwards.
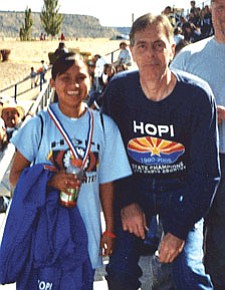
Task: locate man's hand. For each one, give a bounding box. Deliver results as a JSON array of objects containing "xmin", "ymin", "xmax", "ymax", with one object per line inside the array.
[
  {"xmin": 158, "ymin": 232, "xmax": 185, "ymax": 263},
  {"xmin": 121, "ymin": 203, "xmax": 146, "ymax": 239}
]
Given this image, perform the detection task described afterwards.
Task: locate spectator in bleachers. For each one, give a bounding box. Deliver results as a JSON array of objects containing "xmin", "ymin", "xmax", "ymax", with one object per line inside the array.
[
  {"xmin": 1, "ymin": 100, "xmax": 25, "ymax": 140},
  {"xmin": 36, "ymin": 60, "xmax": 48, "ymax": 85},
  {"xmin": 0, "ymin": 97, "xmax": 3, "ymax": 116},
  {"xmin": 93, "ymin": 54, "xmax": 106, "ymax": 93},
  {"xmin": 189, "ymin": 8, "xmax": 201, "ymax": 27},
  {"xmin": 162, "ymin": 6, "xmax": 176, "ymax": 27},
  {"xmin": 102, "ymin": 63, "xmax": 116, "ymax": 92},
  {"xmin": 0, "ymin": 117, "xmax": 10, "ymax": 213},
  {"xmin": 88, "ymin": 63, "xmax": 116, "ymax": 108},
  {"xmin": 190, "ymin": 1, "xmax": 197, "ymax": 14},
  {"xmin": 87, "ymin": 60, "xmax": 96, "ymax": 91},
  {"xmin": 182, "ymin": 21, "xmax": 201, "ymax": 43},
  {"xmin": 174, "ymin": 39, "xmax": 189, "ymax": 56},
  {"xmin": 54, "ymin": 42, "xmax": 69, "ymax": 59},
  {"xmin": 30, "ymin": 67, "xmax": 38, "ymax": 89},
  {"xmin": 174, "ymin": 26, "xmax": 185, "ymax": 45},
  {"xmin": 0, "ymin": 117, "xmax": 7, "ymax": 152},
  {"xmin": 199, "ymin": 7, "xmax": 213, "ymax": 38},
  {"xmin": 60, "ymin": 33, "xmax": 65, "ymax": 41},
  {"xmin": 115, "ymin": 63, "xmax": 128, "ymax": 73},
  {"xmin": 116, "ymin": 42, "xmax": 133, "ymax": 66},
  {"xmin": 87, "ymin": 55, "xmax": 106, "ymax": 108}
]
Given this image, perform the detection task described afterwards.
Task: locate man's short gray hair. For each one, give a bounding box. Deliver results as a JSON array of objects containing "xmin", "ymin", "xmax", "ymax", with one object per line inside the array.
[{"xmin": 129, "ymin": 13, "xmax": 174, "ymax": 46}]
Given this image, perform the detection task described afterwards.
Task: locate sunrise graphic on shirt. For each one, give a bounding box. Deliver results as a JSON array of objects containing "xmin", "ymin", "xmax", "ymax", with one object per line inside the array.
[{"xmin": 127, "ymin": 136, "xmax": 185, "ymax": 165}]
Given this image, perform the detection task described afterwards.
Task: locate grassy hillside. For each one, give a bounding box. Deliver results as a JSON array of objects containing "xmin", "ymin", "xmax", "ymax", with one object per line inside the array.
[{"xmin": 0, "ymin": 11, "xmax": 119, "ymax": 38}]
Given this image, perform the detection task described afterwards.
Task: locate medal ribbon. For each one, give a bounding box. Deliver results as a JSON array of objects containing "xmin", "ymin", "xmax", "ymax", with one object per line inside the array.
[{"xmin": 47, "ymin": 105, "xmax": 94, "ymax": 169}]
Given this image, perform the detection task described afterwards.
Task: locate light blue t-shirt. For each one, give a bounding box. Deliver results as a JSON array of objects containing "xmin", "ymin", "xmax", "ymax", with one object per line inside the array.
[
  {"xmin": 170, "ymin": 36, "xmax": 225, "ymax": 153},
  {"xmin": 11, "ymin": 103, "xmax": 132, "ymax": 269}
]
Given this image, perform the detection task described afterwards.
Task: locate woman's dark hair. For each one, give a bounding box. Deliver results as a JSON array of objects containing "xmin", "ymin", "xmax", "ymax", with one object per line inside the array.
[{"xmin": 51, "ymin": 52, "xmax": 85, "ymax": 80}]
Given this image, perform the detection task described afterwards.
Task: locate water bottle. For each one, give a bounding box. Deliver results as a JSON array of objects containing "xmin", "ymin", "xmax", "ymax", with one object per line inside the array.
[{"xmin": 59, "ymin": 163, "xmax": 84, "ymax": 207}]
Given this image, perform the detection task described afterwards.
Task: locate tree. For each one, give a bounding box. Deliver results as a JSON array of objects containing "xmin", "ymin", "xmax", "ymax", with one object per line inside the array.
[
  {"xmin": 40, "ymin": 0, "xmax": 64, "ymax": 37},
  {"xmin": 19, "ymin": 7, "xmax": 33, "ymax": 41}
]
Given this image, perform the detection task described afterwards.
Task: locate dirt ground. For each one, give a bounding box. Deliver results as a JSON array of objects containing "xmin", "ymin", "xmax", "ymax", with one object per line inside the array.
[{"xmin": 0, "ymin": 38, "xmax": 123, "ymax": 92}]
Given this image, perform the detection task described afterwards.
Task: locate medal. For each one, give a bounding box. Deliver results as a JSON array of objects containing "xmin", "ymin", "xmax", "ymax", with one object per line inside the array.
[{"xmin": 47, "ymin": 105, "xmax": 94, "ymax": 207}]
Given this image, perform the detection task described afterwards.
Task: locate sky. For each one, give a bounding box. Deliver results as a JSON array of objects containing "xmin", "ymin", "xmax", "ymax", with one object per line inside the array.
[{"xmin": 0, "ymin": 0, "xmax": 210, "ymax": 27}]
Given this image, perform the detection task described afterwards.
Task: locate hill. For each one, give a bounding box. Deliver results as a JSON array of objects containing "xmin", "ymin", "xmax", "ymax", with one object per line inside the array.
[{"xmin": 0, "ymin": 11, "xmax": 124, "ymax": 38}]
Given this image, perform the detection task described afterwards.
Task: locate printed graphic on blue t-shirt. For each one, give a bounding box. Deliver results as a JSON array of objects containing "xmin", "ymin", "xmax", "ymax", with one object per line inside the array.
[
  {"xmin": 128, "ymin": 136, "xmax": 185, "ymax": 165},
  {"xmin": 47, "ymin": 139, "xmax": 99, "ymax": 184},
  {"xmin": 127, "ymin": 135, "xmax": 186, "ymax": 175}
]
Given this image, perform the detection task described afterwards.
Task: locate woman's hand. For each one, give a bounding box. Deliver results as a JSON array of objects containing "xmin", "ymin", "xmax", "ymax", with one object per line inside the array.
[
  {"xmin": 100, "ymin": 232, "xmax": 115, "ymax": 256},
  {"xmin": 48, "ymin": 170, "xmax": 81, "ymax": 193}
]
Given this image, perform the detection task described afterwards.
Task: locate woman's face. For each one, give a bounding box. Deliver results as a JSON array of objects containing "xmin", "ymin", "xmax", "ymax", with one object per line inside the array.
[{"xmin": 50, "ymin": 61, "xmax": 90, "ymax": 114}]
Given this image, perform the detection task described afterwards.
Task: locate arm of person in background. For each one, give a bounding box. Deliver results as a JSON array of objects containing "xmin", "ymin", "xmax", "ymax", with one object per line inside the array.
[
  {"xmin": 217, "ymin": 105, "xmax": 225, "ymax": 124},
  {"xmin": 100, "ymin": 181, "xmax": 115, "ymax": 256}
]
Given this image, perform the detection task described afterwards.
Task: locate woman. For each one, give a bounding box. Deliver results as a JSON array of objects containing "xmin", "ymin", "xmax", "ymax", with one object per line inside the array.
[{"xmin": 8, "ymin": 52, "xmax": 132, "ymax": 288}]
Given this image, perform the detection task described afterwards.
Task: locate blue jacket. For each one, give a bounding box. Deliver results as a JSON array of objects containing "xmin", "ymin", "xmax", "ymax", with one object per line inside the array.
[{"xmin": 0, "ymin": 164, "xmax": 93, "ymax": 290}]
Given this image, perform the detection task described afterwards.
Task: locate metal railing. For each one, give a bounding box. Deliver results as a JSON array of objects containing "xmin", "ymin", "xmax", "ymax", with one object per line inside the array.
[
  {"xmin": 0, "ymin": 68, "xmax": 51, "ymax": 102},
  {"xmin": 0, "ymin": 46, "xmax": 119, "ymax": 101}
]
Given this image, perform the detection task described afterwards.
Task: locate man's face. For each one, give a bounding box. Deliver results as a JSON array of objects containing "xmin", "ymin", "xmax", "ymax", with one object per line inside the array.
[
  {"xmin": 212, "ymin": 0, "xmax": 225, "ymax": 41},
  {"xmin": 130, "ymin": 23, "xmax": 175, "ymax": 81}
]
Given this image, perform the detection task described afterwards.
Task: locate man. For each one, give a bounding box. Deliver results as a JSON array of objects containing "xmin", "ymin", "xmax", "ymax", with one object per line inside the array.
[
  {"xmin": 170, "ymin": 1, "xmax": 225, "ymax": 289},
  {"xmin": 101, "ymin": 13, "xmax": 220, "ymax": 290}
]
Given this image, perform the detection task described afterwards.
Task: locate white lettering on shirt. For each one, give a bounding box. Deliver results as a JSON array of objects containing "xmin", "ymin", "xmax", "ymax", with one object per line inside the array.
[{"xmin": 133, "ymin": 121, "xmax": 174, "ymax": 137}]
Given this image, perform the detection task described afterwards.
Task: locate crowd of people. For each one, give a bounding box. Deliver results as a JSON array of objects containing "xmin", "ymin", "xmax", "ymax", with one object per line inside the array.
[
  {"xmin": 1, "ymin": 0, "xmax": 225, "ymax": 289},
  {"xmin": 163, "ymin": 1, "xmax": 214, "ymax": 43},
  {"xmin": 85, "ymin": 43, "xmax": 132, "ymax": 109}
]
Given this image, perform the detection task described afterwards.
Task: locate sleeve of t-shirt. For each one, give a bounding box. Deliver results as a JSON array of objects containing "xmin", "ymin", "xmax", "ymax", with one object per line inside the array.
[
  {"xmin": 98, "ymin": 114, "xmax": 132, "ymax": 184},
  {"xmin": 10, "ymin": 115, "xmax": 42, "ymax": 162},
  {"xmin": 170, "ymin": 49, "xmax": 189, "ymax": 71}
]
